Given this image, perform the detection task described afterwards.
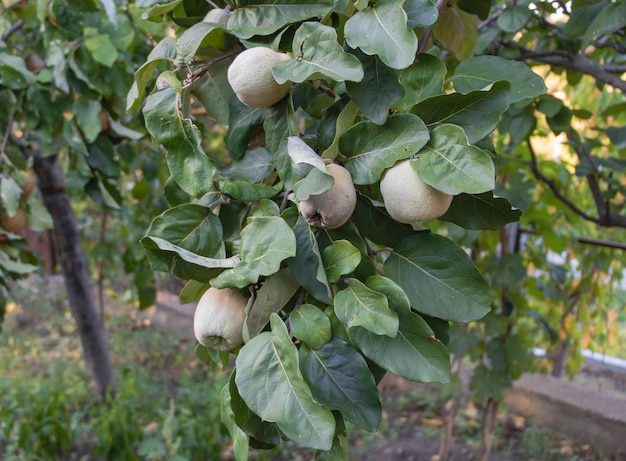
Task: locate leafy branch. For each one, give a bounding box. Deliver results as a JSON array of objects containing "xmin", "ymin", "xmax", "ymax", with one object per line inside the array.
[
  {"xmin": 527, "ymin": 140, "xmax": 626, "ymax": 228},
  {"xmin": 509, "ymin": 43, "xmax": 626, "ymax": 93}
]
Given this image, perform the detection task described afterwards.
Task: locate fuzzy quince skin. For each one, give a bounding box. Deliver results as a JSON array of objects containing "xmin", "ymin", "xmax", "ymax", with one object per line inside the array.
[
  {"xmin": 227, "ymin": 47, "xmax": 292, "ymax": 108},
  {"xmin": 380, "ymin": 159, "xmax": 453, "ymax": 224},
  {"xmin": 299, "ymin": 164, "xmax": 357, "ymax": 229},
  {"xmin": 193, "ymin": 287, "xmax": 248, "ymax": 351}
]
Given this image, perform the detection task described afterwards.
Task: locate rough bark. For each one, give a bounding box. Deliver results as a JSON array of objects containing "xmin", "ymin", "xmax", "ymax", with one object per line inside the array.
[{"xmin": 32, "ymin": 151, "xmax": 117, "ymax": 397}]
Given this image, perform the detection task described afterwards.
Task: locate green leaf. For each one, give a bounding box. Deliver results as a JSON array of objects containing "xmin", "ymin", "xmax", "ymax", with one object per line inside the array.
[
  {"xmin": 320, "ymin": 100, "xmax": 359, "ymax": 160},
  {"xmin": 229, "ymin": 370, "xmax": 281, "ymax": 447},
  {"xmin": 225, "ymin": 99, "xmax": 265, "ymax": 160},
  {"xmin": 562, "ymin": 3, "xmax": 607, "ymax": 40},
  {"xmin": 235, "ymin": 315, "xmax": 336, "ymax": 450},
  {"xmin": 191, "ymin": 55, "xmax": 235, "ymax": 125},
  {"xmin": 582, "ymin": 2, "xmax": 626, "ymax": 48},
  {"xmin": 0, "ymin": 255, "xmax": 38, "ymax": 275},
  {"xmin": 320, "ymin": 221, "xmax": 378, "ymax": 280},
  {"xmin": 334, "ymin": 278, "xmax": 399, "ymax": 337},
  {"xmin": 384, "ymin": 233, "xmax": 491, "ymax": 322},
  {"xmin": 228, "ymin": 1, "xmax": 334, "ymax": 39},
  {"xmin": 212, "ymin": 216, "xmax": 297, "ymax": 288},
  {"xmin": 365, "ymin": 275, "xmax": 411, "ymax": 316},
  {"xmin": 439, "ymin": 193, "xmax": 522, "ymax": 230},
  {"xmin": 273, "ymin": 22, "xmax": 364, "ymax": 84},
  {"xmin": 339, "ymin": 114, "xmax": 429, "ymax": 185},
  {"xmin": 221, "ymin": 180, "xmax": 281, "ymax": 202},
  {"xmin": 346, "ymin": 52, "xmax": 403, "ymax": 125},
  {"xmin": 142, "ymin": 236, "xmax": 240, "ymax": 282},
  {"xmin": 246, "ymin": 269, "xmax": 300, "ymax": 339},
  {"xmin": 264, "ymin": 98, "xmax": 299, "ymax": 187},
  {"xmin": 451, "ymin": 55, "xmax": 547, "ymax": 103},
  {"xmin": 404, "ymin": 0, "xmax": 438, "ymax": 28},
  {"xmin": 145, "ymin": 204, "xmax": 223, "ymax": 256},
  {"xmin": 393, "ymin": 53, "xmax": 446, "ymax": 111},
  {"xmin": 128, "ymin": 36, "xmax": 176, "ymax": 111},
  {"xmin": 74, "ymin": 98, "xmax": 102, "ymax": 143},
  {"xmin": 287, "ymin": 217, "xmax": 333, "ymax": 304},
  {"xmin": 218, "ymin": 147, "xmax": 274, "ymax": 183},
  {"xmin": 0, "ymin": 177, "xmax": 22, "ymax": 217},
  {"xmin": 83, "ymin": 34, "xmax": 118, "ymax": 67},
  {"xmin": 143, "ymin": 88, "xmax": 216, "ymax": 197},
  {"xmin": 179, "ymin": 280, "xmax": 210, "ymax": 304},
  {"xmin": 0, "ymin": 54, "xmax": 35, "ymax": 90},
  {"xmin": 413, "ymin": 124, "xmax": 495, "ymax": 195},
  {"xmin": 220, "ymin": 384, "xmax": 250, "ymax": 461},
  {"xmin": 344, "ymin": 0, "xmax": 418, "ymax": 70},
  {"xmin": 351, "ymin": 196, "xmax": 413, "ymax": 247},
  {"xmin": 290, "ymin": 304, "xmax": 332, "ymax": 349},
  {"xmin": 287, "ymin": 137, "xmax": 334, "ymax": 201},
  {"xmin": 412, "ymin": 81, "xmax": 511, "ymax": 144},
  {"xmin": 348, "ymin": 307, "xmax": 450, "ymax": 383},
  {"xmin": 300, "ymin": 338, "xmax": 381, "ymax": 432},
  {"xmin": 321, "ymin": 240, "xmax": 361, "ymax": 283},
  {"xmin": 175, "ymin": 22, "xmax": 230, "ymax": 64},
  {"xmin": 496, "ymin": 5, "xmax": 532, "ymax": 33}
]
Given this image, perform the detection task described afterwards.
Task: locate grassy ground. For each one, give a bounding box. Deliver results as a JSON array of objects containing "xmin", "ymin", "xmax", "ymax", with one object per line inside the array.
[{"xmin": 1, "ymin": 276, "xmax": 623, "ymax": 461}]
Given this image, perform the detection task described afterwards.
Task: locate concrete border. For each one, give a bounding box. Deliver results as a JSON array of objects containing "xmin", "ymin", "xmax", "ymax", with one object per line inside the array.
[{"xmin": 504, "ymin": 373, "xmax": 626, "ymax": 456}]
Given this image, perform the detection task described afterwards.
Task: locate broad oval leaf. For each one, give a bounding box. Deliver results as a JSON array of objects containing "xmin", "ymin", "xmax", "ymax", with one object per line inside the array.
[
  {"xmin": 413, "ymin": 124, "xmax": 495, "ymax": 195},
  {"xmin": 339, "ymin": 114, "xmax": 429, "ymax": 185},
  {"xmin": 287, "ymin": 217, "xmax": 333, "ymax": 304},
  {"xmin": 218, "ymin": 147, "xmax": 274, "ymax": 183},
  {"xmin": 145, "ymin": 203, "xmax": 223, "ymax": 257},
  {"xmin": 365, "ymin": 275, "xmax": 411, "ymax": 315},
  {"xmin": 344, "ymin": 0, "xmax": 418, "ymax": 70},
  {"xmin": 404, "ymin": 0, "xmax": 439, "ymax": 28},
  {"xmin": 273, "ymin": 22, "xmax": 364, "ymax": 84},
  {"xmin": 412, "ymin": 81, "xmax": 511, "ymax": 144},
  {"xmin": 246, "ymin": 269, "xmax": 300, "ymax": 339},
  {"xmin": 175, "ymin": 22, "xmax": 230, "ymax": 64},
  {"xmin": 212, "ymin": 216, "xmax": 297, "ymax": 288},
  {"xmin": 142, "ymin": 236, "xmax": 240, "ymax": 282},
  {"xmin": 321, "ymin": 240, "xmax": 361, "ymax": 283},
  {"xmin": 439, "ymin": 192, "xmax": 522, "ymax": 230},
  {"xmin": 191, "ymin": 55, "xmax": 235, "ymax": 125},
  {"xmin": 290, "ymin": 304, "xmax": 332, "ymax": 349},
  {"xmin": 334, "ymin": 278, "xmax": 399, "ymax": 337},
  {"xmin": 235, "ymin": 316, "xmax": 336, "ymax": 450},
  {"xmin": 348, "ymin": 308, "xmax": 450, "ymax": 383},
  {"xmin": 143, "ymin": 88, "xmax": 216, "ymax": 197},
  {"xmin": 221, "ymin": 180, "xmax": 281, "ymax": 202},
  {"xmin": 300, "ymin": 338, "xmax": 381, "ymax": 432},
  {"xmin": 384, "ymin": 233, "xmax": 491, "ymax": 322},
  {"xmin": 346, "ymin": 51, "xmax": 404, "ymax": 125},
  {"xmin": 351, "ymin": 195, "xmax": 413, "ymax": 248},
  {"xmin": 228, "ymin": 1, "xmax": 334, "ymax": 39},
  {"xmin": 393, "ymin": 53, "xmax": 446, "ymax": 111},
  {"xmin": 451, "ymin": 55, "xmax": 546, "ymax": 103}
]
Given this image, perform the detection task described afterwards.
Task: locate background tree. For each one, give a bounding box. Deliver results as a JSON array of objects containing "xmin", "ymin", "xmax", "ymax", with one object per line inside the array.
[{"xmin": 0, "ymin": 0, "xmax": 167, "ymax": 396}]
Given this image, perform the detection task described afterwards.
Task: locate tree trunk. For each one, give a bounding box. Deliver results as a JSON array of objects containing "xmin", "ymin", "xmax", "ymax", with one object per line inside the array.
[{"xmin": 33, "ymin": 151, "xmax": 117, "ymax": 397}]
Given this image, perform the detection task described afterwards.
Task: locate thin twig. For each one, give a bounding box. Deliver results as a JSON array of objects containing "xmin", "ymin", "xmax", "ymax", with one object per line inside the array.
[
  {"xmin": 0, "ymin": 113, "xmax": 14, "ymax": 168},
  {"xmin": 183, "ymin": 50, "xmax": 241, "ymax": 89},
  {"xmin": 509, "ymin": 42, "xmax": 626, "ymax": 93},
  {"xmin": 527, "ymin": 139, "xmax": 602, "ymax": 225},
  {"xmin": 279, "ymin": 191, "xmax": 291, "ymax": 213},
  {"xmin": 1, "ymin": 19, "xmax": 24, "ymax": 41},
  {"xmin": 0, "ymin": 0, "xmax": 26, "ymax": 14},
  {"xmin": 417, "ymin": 0, "xmax": 447, "ymax": 54}
]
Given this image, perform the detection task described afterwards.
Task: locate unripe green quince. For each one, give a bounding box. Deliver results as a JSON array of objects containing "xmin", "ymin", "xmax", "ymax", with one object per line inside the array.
[
  {"xmin": 299, "ymin": 164, "xmax": 357, "ymax": 229},
  {"xmin": 380, "ymin": 159, "xmax": 453, "ymax": 224},
  {"xmin": 227, "ymin": 47, "xmax": 292, "ymax": 108},
  {"xmin": 193, "ymin": 287, "xmax": 248, "ymax": 351}
]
